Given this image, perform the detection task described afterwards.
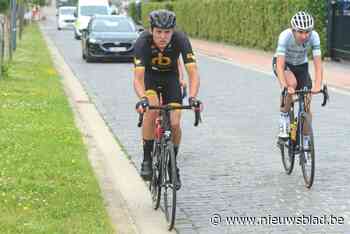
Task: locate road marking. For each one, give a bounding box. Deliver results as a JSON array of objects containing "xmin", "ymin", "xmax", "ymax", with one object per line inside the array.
[
  {"xmin": 198, "ymin": 52, "xmax": 273, "ymax": 76},
  {"xmin": 198, "ymin": 52, "xmax": 350, "ymax": 97},
  {"xmin": 328, "ymin": 86, "xmax": 350, "ymax": 96}
]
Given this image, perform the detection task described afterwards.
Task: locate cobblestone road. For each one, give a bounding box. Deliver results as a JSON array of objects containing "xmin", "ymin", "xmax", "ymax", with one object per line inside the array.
[{"xmin": 42, "ymin": 14, "xmax": 350, "ymax": 233}]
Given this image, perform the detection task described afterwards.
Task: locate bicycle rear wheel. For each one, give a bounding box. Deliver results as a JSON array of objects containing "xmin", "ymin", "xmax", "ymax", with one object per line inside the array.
[
  {"xmin": 163, "ymin": 142, "xmax": 176, "ymax": 230},
  {"xmin": 300, "ymin": 114, "xmax": 315, "ymax": 188},
  {"xmin": 150, "ymin": 142, "xmax": 161, "ymax": 210}
]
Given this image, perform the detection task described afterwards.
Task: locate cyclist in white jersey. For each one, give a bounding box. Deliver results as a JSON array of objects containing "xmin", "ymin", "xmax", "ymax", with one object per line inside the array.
[{"xmin": 272, "ymin": 11, "xmax": 324, "ymax": 148}]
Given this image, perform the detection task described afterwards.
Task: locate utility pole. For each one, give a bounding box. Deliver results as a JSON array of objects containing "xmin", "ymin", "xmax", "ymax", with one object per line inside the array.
[
  {"xmin": 19, "ymin": 2, "xmax": 24, "ymax": 40},
  {"xmin": 10, "ymin": 0, "xmax": 17, "ymax": 52}
]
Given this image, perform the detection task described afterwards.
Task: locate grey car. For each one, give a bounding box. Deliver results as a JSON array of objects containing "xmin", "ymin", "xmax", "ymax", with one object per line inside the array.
[{"xmin": 81, "ymin": 15, "xmax": 143, "ymax": 62}]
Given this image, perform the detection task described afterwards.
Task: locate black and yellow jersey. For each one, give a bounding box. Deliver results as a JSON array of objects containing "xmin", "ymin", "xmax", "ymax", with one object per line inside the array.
[{"xmin": 134, "ymin": 31, "xmax": 196, "ymax": 73}]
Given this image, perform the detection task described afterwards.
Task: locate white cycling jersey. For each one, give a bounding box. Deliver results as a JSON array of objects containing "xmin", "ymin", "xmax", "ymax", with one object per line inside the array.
[{"xmin": 275, "ymin": 29, "xmax": 321, "ymax": 66}]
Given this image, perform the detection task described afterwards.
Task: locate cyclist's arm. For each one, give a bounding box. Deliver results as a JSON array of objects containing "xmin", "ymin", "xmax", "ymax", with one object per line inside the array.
[
  {"xmin": 178, "ymin": 32, "xmax": 199, "ymax": 97},
  {"xmin": 276, "ymin": 55, "xmax": 288, "ymax": 88},
  {"xmin": 133, "ymin": 35, "xmax": 149, "ymax": 99},
  {"xmin": 311, "ymin": 31, "xmax": 323, "ymax": 92},
  {"xmin": 133, "ymin": 66, "xmax": 146, "ymax": 99},
  {"xmin": 186, "ymin": 63, "xmax": 200, "ymax": 97},
  {"xmin": 313, "ymin": 56, "xmax": 323, "ymax": 91},
  {"xmin": 275, "ymin": 31, "xmax": 289, "ymax": 89},
  {"xmin": 177, "ymin": 58, "xmax": 185, "ymax": 84}
]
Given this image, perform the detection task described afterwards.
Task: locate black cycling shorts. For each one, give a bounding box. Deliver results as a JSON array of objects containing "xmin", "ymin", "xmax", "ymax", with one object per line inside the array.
[
  {"xmin": 144, "ymin": 71, "xmax": 182, "ymax": 105},
  {"xmin": 272, "ymin": 57, "xmax": 312, "ymax": 90}
]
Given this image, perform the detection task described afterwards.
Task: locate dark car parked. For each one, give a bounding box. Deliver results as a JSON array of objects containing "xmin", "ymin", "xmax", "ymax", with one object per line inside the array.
[{"xmin": 81, "ymin": 15, "xmax": 142, "ymax": 62}]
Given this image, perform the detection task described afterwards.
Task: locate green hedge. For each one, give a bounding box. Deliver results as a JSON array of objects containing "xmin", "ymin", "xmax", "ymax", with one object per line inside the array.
[
  {"xmin": 141, "ymin": 0, "xmax": 327, "ymax": 55},
  {"xmin": 141, "ymin": 1, "xmax": 174, "ymax": 27},
  {"xmin": 0, "ymin": 0, "xmax": 9, "ymax": 13},
  {"xmin": 128, "ymin": 1, "xmax": 138, "ymax": 22}
]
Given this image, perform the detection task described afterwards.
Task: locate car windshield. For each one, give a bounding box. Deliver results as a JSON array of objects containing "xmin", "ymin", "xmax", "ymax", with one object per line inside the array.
[
  {"xmin": 80, "ymin": 6, "xmax": 108, "ymax": 16},
  {"xmin": 60, "ymin": 8, "xmax": 75, "ymax": 15},
  {"xmin": 92, "ymin": 19, "xmax": 135, "ymax": 33}
]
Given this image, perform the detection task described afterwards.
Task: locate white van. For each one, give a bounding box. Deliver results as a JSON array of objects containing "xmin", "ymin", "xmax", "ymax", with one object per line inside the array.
[
  {"xmin": 74, "ymin": 0, "xmax": 109, "ymax": 39},
  {"xmin": 57, "ymin": 6, "xmax": 76, "ymax": 30}
]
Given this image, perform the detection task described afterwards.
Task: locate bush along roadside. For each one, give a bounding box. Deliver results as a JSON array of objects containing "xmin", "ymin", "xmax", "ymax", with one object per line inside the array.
[
  {"xmin": 0, "ymin": 23, "xmax": 114, "ymax": 234},
  {"xmin": 141, "ymin": 0, "xmax": 327, "ymax": 56}
]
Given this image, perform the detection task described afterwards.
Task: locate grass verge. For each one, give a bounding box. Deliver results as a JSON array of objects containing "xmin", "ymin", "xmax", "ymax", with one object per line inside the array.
[{"xmin": 0, "ymin": 23, "xmax": 115, "ymax": 234}]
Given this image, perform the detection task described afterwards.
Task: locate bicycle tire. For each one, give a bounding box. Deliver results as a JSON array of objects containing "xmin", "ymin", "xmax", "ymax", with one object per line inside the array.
[
  {"xmin": 300, "ymin": 114, "xmax": 315, "ymax": 188},
  {"xmin": 163, "ymin": 142, "xmax": 177, "ymax": 230},
  {"xmin": 150, "ymin": 142, "xmax": 161, "ymax": 210},
  {"xmin": 279, "ymin": 113, "xmax": 295, "ymax": 174},
  {"xmin": 280, "ymin": 139, "xmax": 295, "ymax": 174}
]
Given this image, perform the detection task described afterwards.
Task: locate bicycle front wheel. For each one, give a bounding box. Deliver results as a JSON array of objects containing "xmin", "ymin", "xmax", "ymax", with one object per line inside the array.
[
  {"xmin": 300, "ymin": 114, "xmax": 315, "ymax": 188},
  {"xmin": 279, "ymin": 138, "xmax": 295, "ymax": 175},
  {"xmin": 150, "ymin": 142, "xmax": 161, "ymax": 210},
  {"xmin": 279, "ymin": 114, "xmax": 295, "ymax": 174},
  {"xmin": 163, "ymin": 142, "xmax": 176, "ymax": 230}
]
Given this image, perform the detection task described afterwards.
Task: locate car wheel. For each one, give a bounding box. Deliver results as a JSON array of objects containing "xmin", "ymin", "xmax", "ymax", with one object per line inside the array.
[
  {"xmin": 74, "ymin": 30, "xmax": 80, "ymax": 40},
  {"xmin": 82, "ymin": 47, "xmax": 86, "ymax": 60},
  {"xmin": 86, "ymin": 54, "xmax": 94, "ymax": 63},
  {"xmin": 57, "ymin": 27, "xmax": 61, "ymax": 30}
]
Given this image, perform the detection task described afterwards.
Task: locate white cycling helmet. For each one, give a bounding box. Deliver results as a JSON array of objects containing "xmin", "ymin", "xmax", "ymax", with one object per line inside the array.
[{"xmin": 291, "ymin": 11, "xmax": 314, "ymax": 32}]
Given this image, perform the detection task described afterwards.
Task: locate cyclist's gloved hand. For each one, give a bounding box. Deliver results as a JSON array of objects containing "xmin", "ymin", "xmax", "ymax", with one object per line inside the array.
[
  {"xmin": 287, "ymin": 87, "xmax": 295, "ymax": 94},
  {"xmin": 135, "ymin": 97, "xmax": 149, "ymax": 113},
  {"xmin": 189, "ymin": 97, "xmax": 203, "ymax": 111}
]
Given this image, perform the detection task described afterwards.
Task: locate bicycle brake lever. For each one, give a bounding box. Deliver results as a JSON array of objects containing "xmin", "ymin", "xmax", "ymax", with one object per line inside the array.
[
  {"xmin": 194, "ymin": 110, "xmax": 201, "ymax": 127},
  {"xmin": 280, "ymin": 87, "xmax": 287, "ymax": 108},
  {"xmin": 321, "ymin": 85, "xmax": 329, "ymax": 107},
  {"xmin": 137, "ymin": 113, "xmax": 144, "ymax": 127}
]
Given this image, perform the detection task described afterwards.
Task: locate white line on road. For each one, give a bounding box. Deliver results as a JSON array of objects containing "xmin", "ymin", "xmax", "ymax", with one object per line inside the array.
[{"xmin": 198, "ymin": 52, "xmax": 350, "ymax": 97}]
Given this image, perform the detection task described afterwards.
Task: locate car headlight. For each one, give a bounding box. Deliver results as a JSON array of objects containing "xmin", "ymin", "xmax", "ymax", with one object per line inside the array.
[{"xmin": 89, "ymin": 38, "xmax": 99, "ymax": 43}]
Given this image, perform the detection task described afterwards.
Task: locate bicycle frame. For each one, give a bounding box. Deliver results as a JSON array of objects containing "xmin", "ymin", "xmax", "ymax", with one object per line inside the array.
[
  {"xmin": 279, "ymin": 86, "xmax": 328, "ymax": 188},
  {"xmin": 282, "ymin": 86, "xmax": 329, "ymax": 152},
  {"xmin": 154, "ymin": 107, "xmax": 173, "ymax": 143},
  {"xmin": 291, "ymin": 91, "xmax": 309, "ymax": 153}
]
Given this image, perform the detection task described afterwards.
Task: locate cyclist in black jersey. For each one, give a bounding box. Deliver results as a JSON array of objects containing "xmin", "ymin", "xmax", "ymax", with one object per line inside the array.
[{"xmin": 133, "ymin": 10, "xmax": 202, "ymax": 188}]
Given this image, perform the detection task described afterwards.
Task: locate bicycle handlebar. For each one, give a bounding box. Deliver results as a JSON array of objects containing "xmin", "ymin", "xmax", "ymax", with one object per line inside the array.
[
  {"xmin": 280, "ymin": 85, "xmax": 329, "ymax": 108},
  {"xmin": 137, "ymin": 105, "xmax": 202, "ymax": 128}
]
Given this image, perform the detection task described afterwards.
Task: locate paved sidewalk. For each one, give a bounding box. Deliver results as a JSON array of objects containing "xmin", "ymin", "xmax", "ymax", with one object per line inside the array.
[{"xmin": 191, "ymin": 38, "xmax": 350, "ymax": 91}]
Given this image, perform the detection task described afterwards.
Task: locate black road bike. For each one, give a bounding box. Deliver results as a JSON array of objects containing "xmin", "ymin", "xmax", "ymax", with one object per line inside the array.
[
  {"xmin": 137, "ymin": 88, "xmax": 201, "ymax": 230},
  {"xmin": 278, "ymin": 86, "xmax": 329, "ymax": 188}
]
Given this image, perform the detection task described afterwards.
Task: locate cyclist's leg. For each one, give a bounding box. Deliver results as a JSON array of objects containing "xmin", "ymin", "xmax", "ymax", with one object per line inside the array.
[
  {"xmin": 273, "ymin": 58, "xmax": 297, "ymax": 138},
  {"xmin": 163, "ymin": 73, "xmax": 183, "ymax": 151},
  {"xmin": 163, "ymin": 74, "xmax": 182, "ymax": 189},
  {"xmin": 143, "ymin": 89, "xmax": 159, "ymax": 140},
  {"xmin": 272, "ymin": 57, "xmax": 297, "ymax": 112},
  {"xmin": 140, "ymin": 75, "xmax": 160, "ymax": 180},
  {"xmin": 170, "ymin": 108, "xmax": 182, "ymax": 150},
  {"xmin": 295, "ymin": 64, "xmax": 313, "ymax": 137}
]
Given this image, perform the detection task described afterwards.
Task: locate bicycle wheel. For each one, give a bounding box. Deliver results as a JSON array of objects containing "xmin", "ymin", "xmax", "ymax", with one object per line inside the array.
[
  {"xmin": 163, "ymin": 142, "xmax": 176, "ymax": 230},
  {"xmin": 300, "ymin": 114, "xmax": 315, "ymax": 188},
  {"xmin": 150, "ymin": 142, "xmax": 161, "ymax": 210},
  {"xmin": 279, "ymin": 113, "xmax": 295, "ymax": 174}
]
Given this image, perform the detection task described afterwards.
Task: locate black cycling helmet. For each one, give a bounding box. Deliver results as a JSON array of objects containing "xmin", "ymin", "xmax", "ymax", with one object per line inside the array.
[{"xmin": 149, "ymin": 9, "xmax": 176, "ymax": 29}]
